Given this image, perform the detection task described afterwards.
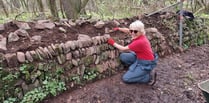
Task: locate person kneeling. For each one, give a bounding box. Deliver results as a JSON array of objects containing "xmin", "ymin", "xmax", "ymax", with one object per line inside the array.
[{"xmin": 108, "ymin": 20, "xmax": 158, "ymax": 85}]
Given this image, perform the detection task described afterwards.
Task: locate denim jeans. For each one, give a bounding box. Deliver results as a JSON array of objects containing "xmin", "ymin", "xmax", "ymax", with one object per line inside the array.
[{"xmin": 120, "ymin": 52, "xmax": 158, "ymax": 84}]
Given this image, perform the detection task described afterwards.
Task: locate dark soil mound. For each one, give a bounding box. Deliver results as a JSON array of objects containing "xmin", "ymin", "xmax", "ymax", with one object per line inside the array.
[{"xmin": 0, "ymin": 12, "xmax": 177, "ymax": 54}]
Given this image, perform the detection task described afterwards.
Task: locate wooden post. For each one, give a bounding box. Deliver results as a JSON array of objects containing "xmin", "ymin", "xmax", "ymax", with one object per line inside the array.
[{"xmin": 179, "ymin": 0, "xmax": 184, "ymax": 47}]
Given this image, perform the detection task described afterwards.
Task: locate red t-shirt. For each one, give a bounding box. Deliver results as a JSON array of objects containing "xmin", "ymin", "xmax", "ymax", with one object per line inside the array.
[{"xmin": 128, "ymin": 35, "xmax": 154, "ymax": 60}]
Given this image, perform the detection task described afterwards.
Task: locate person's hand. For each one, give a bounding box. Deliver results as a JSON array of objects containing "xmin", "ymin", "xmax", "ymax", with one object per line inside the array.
[
  {"xmin": 107, "ymin": 38, "xmax": 115, "ymax": 46},
  {"xmin": 113, "ymin": 27, "xmax": 119, "ymax": 31}
]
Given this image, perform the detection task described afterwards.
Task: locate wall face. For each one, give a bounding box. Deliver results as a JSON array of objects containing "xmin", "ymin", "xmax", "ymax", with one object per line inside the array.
[{"xmin": 0, "ymin": 17, "xmax": 208, "ymax": 102}]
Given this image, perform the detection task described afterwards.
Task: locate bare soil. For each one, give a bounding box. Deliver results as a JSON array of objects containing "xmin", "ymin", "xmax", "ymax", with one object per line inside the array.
[{"xmin": 43, "ymin": 44, "xmax": 209, "ymax": 103}]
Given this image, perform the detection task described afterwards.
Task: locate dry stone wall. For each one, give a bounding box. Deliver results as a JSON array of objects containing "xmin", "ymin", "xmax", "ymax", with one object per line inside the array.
[{"xmin": 0, "ymin": 27, "xmax": 172, "ymax": 102}]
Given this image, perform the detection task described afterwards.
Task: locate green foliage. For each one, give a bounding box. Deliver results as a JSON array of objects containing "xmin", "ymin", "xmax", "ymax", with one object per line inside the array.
[
  {"xmin": 3, "ymin": 97, "xmax": 17, "ymax": 103},
  {"xmin": 0, "ymin": 69, "xmax": 19, "ymax": 102},
  {"xmin": 42, "ymin": 77, "xmax": 66, "ymax": 96},
  {"xmin": 2, "ymin": 73, "xmax": 18, "ymax": 82},
  {"xmin": 83, "ymin": 68, "xmax": 99, "ymax": 81},
  {"xmin": 19, "ymin": 64, "xmax": 34, "ymax": 84},
  {"xmin": 56, "ymin": 67, "xmax": 64, "ymax": 75},
  {"xmin": 0, "ymin": 12, "xmax": 32, "ymax": 24},
  {"xmin": 183, "ymin": 15, "xmax": 208, "ymax": 48},
  {"xmin": 20, "ymin": 79, "xmax": 66, "ymax": 103},
  {"xmin": 20, "ymin": 87, "xmax": 46, "ymax": 103},
  {"xmin": 0, "ymin": 63, "xmax": 67, "ymax": 103},
  {"xmin": 19, "ymin": 64, "xmax": 66, "ymax": 103},
  {"xmin": 70, "ymin": 75, "xmax": 81, "ymax": 84}
]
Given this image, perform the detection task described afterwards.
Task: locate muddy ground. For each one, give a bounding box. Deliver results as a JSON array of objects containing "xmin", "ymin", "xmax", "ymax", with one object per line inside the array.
[{"xmin": 43, "ymin": 44, "xmax": 209, "ymax": 103}]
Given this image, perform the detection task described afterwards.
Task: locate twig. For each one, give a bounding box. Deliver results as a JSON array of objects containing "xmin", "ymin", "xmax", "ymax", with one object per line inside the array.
[
  {"xmin": 194, "ymin": 7, "xmax": 205, "ymax": 15},
  {"xmin": 63, "ymin": 21, "xmax": 80, "ymax": 34},
  {"xmin": 15, "ymin": 12, "xmax": 26, "ymax": 20},
  {"xmin": 145, "ymin": 2, "xmax": 181, "ymax": 17}
]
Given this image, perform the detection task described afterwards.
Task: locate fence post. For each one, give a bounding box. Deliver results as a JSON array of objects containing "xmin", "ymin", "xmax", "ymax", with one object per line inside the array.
[{"xmin": 179, "ymin": 0, "xmax": 184, "ymax": 47}]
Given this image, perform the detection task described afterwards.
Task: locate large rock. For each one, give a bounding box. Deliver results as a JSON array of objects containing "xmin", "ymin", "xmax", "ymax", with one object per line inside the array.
[
  {"xmin": 14, "ymin": 21, "xmax": 31, "ymax": 30},
  {"xmin": 4, "ymin": 53, "xmax": 19, "ymax": 67},
  {"xmin": 8, "ymin": 32, "xmax": 20, "ymax": 42},
  {"xmin": 94, "ymin": 21, "xmax": 105, "ymax": 29},
  {"xmin": 14, "ymin": 29, "xmax": 29, "ymax": 37}
]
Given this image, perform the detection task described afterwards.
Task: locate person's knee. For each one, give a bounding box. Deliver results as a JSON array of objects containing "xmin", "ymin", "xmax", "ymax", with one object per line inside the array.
[
  {"xmin": 119, "ymin": 53, "xmax": 136, "ymax": 64},
  {"xmin": 119, "ymin": 53, "xmax": 126, "ymax": 62},
  {"xmin": 122, "ymin": 75, "xmax": 132, "ymax": 83},
  {"xmin": 122, "ymin": 73, "xmax": 150, "ymax": 83}
]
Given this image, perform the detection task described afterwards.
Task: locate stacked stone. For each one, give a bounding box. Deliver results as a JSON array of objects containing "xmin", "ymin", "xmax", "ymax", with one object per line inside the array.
[
  {"xmin": 2, "ymin": 34, "xmax": 111, "ymax": 66},
  {"xmin": 145, "ymin": 28, "xmax": 171, "ymax": 57},
  {"xmin": 183, "ymin": 18, "xmax": 208, "ymax": 46}
]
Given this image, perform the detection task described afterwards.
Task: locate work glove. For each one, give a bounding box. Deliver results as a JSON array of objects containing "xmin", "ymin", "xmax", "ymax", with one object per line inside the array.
[
  {"xmin": 113, "ymin": 27, "xmax": 119, "ymax": 31},
  {"xmin": 107, "ymin": 38, "xmax": 115, "ymax": 46}
]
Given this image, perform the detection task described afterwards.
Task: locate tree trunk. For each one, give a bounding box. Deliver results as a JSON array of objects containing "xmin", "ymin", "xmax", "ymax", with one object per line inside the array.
[
  {"xmin": 61, "ymin": 0, "xmax": 89, "ymax": 19},
  {"xmin": 20, "ymin": 0, "xmax": 29, "ymax": 11},
  {"xmin": 0, "ymin": 0, "xmax": 9, "ymax": 17},
  {"xmin": 59, "ymin": 0, "xmax": 66, "ymax": 18},
  {"xmin": 142, "ymin": 0, "xmax": 149, "ymax": 5},
  {"xmin": 11, "ymin": 0, "xmax": 20, "ymax": 9},
  {"xmin": 48, "ymin": 0, "xmax": 59, "ymax": 20},
  {"xmin": 32, "ymin": 0, "xmax": 38, "ymax": 16},
  {"xmin": 37, "ymin": 0, "xmax": 44, "ymax": 12},
  {"xmin": 80, "ymin": 0, "xmax": 89, "ymax": 15},
  {"xmin": 206, "ymin": 3, "xmax": 209, "ymax": 13},
  {"xmin": 62, "ymin": 0, "xmax": 80, "ymax": 19}
]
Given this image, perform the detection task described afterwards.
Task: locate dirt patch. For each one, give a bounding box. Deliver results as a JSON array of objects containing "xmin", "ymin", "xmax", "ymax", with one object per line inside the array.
[{"xmin": 43, "ymin": 44, "xmax": 209, "ymax": 103}]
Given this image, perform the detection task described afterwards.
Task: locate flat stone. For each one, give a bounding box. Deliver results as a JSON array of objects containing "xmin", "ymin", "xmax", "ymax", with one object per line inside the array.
[
  {"xmin": 35, "ymin": 49, "xmax": 44, "ymax": 61},
  {"xmin": 15, "ymin": 22, "xmax": 31, "ymax": 30},
  {"xmin": 57, "ymin": 54, "xmax": 66, "ymax": 64},
  {"xmin": 58, "ymin": 43, "xmax": 64, "ymax": 54},
  {"xmin": 66, "ymin": 53, "xmax": 72, "ymax": 60},
  {"xmin": 72, "ymin": 59, "xmax": 79, "ymax": 66},
  {"xmin": 94, "ymin": 21, "xmax": 105, "ymax": 28},
  {"xmin": 64, "ymin": 41, "xmax": 72, "ymax": 53},
  {"xmin": 47, "ymin": 46, "xmax": 56, "ymax": 56},
  {"xmin": 51, "ymin": 44, "xmax": 59, "ymax": 56},
  {"xmin": 43, "ymin": 22, "xmax": 55, "ymax": 29},
  {"xmin": 25, "ymin": 51, "xmax": 33, "ymax": 62},
  {"xmin": 17, "ymin": 52, "xmax": 25, "ymax": 63},
  {"xmin": 43, "ymin": 47, "xmax": 53, "ymax": 59},
  {"xmin": 34, "ymin": 23, "xmax": 45, "ymax": 30},
  {"xmin": 78, "ymin": 34, "xmax": 91, "ymax": 41},
  {"xmin": 30, "ymin": 50, "xmax": 38, "ymax": 60},
  {"xmin": 58, "ymin": 27, "xmax": 66, "ymax": 33},
  {"xmin": 38, "ymin": 47, "xmax": 48, "ymax": 58},
  {"xmin": 14, "ymin": 29, "xmax": 29, "ymax": 37}
]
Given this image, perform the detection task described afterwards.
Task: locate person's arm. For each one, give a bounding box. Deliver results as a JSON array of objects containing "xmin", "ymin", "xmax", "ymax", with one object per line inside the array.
[
  {"xmin": 108, "ymin": 38, "xmax": 130, "ymax": 52},
  {"xmin": 113, "ymin": 43, "xmax": 130, "ymax": 52},
  {"xmin": 113, "ymin": 27, "xmax": 130, "ymax": 34},
  {"xmin": 118, "ymin": 28, "xmax": 130, "ymax": 34}
]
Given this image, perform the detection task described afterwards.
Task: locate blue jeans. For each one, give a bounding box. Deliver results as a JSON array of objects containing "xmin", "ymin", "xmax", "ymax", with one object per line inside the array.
[{"xmin": 120, "ymin": 52, "xmax": 158, "ymax": 83}]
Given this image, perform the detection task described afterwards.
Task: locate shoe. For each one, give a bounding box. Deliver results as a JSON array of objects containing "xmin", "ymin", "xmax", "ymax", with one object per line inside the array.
[{"xmin": 148, "ymin": 70, "xmax": 157, "ymax": 86}]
